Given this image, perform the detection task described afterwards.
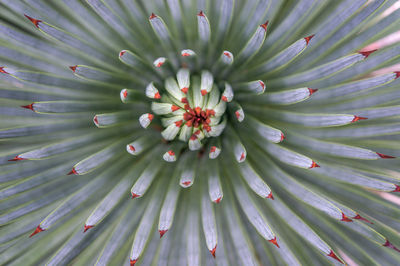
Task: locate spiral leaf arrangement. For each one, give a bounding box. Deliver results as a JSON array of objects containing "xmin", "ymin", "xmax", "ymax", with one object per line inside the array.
[{"xmin": 1, "ymin": 0, "xmax": 400, "ymax": 265}]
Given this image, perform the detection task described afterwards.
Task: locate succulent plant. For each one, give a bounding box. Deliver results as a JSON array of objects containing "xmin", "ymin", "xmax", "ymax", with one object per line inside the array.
[{"xmin": 1, "ymin": 0, "xmax": 400, "ymax": 265}]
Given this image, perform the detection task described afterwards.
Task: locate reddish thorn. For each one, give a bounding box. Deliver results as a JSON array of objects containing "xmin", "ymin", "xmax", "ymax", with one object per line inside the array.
[
  {"xmin": 351, "ymin": 116, "xmax": 368, "ymax": 123},
  {"xmin": 210, "ymin": 245, "xmax": 217, "ymax": 258},
  {"xmin": 122, "ymin": 90, "xmax": 128, "ymax": 98},
  {"xmin": 93, "ymin": 115, "xmax": 99, "ymax": 125},
  {"xmin": 129, "ymin": 145, "xmax": 135, "ymax": 152},
  {"xmin": 280, "ymin": 133, "xmax": 285, "ymax": 142},
  {"xmin": 8, "ymin": 155, "xmax": 26, "ymax": 161},
  {"xmin": 394, "ymin": 71, "xmax": 400, "ymax": 79},
  {"xmin": 223, "ymin": 52, "xmax": 231, "ymax": 58},
  {"xmin": 182, "ymin": 53, "xmax": 190, "ymax": 57},
  {"xmin": 119, "ymin": 50, "xmax": 126, "ymax": 57},
  {"xmin": 239, "ymin": 152, "xmax": 246, "ymax": 161},
  {"xmin": 159, "ymin": 230, "xmax": 168, "ymax": 238},
  {"xmin": 201, "ymin": 89, "xmax": 208, "ymax": 96},
  {"xmin": 268, "ymin": 237, "xmax": 280, "ymax": 248},
  {"xmin": 214, "ymin": 197, "xmax": 222, "ymax": 204},
  {"xmin": 156, "ymin": 62, "xmax": 163, "ymax": 67},
  {"xmin": 24, "ymin": 14, "xmax": 41, "ymax": 28},
  {"xmin": 0, "ymin": 67, "xmax": 9, "ymax": 74},
  {"xmin": 304, "ymin": 34, "xmax": 315, "ymax": 45},
  {"xmin": 353, "ymin": 214, "xmax": 373, "ymax": 224},
  {"xmin": 327, "ymin": 250, "xmax": 344, "ymax": 264},
  {"xmin": 168, "ymin": 150, "xmax": 175, "ymax": 156},
  {"xmin": 154, "ymin": 92, "xmax": 161, "ymax": 99},
  {"xmin": 181, "ymin": 97, "xmax": 188, "ymax": 104},
  {"xmin": 149, "ymin": 13, "xmax": 157, "ymax": 19},
  {"xmin": 69, "ymin": 65, "xmax": 77, "ymax": 72},
  {"xmin": 131, "ymin": 193, "xmax": 140, "ymax": 199},
  {"xmin": 171, "ymin": 105, "xmax": 180, "ymax": 112},
  {"xmin": 383, "ymin": 239, "xmax": 400, "ymax": 253},
  {"xmin": 148, "ymin": 113, "xmax": 154, "ymax": 121},
  {"xmin": 266, "ymin": 192, "xmax": 274, "ymax": 200},
  {"xmin": 181, "ymin": 87, "xmax": 188, "ymax": 94},
  {"xmin": 29, "ymin": 225, "xmax": 44, "ymax": 237},
  {"xmin": 259, "ymin": 81, "xmax": 265, "ymax": 89},
  {"xmin": 310, "ymin": 161, "xmax": 320, "ymax": 168},
  {"xmin": 376, "ymin": 152, "xmax": 396, "ymax": 159},
  {"xmin": 260, "ymin": 20, "xmax": 269, "ymax": 30},
  {"xmin": 210, "ymin": 146, "xmax": 216, "ymax": 153},
  {"xmin": 130, "ymin": 259, "xmax": 137, "ymax": 266},
  {"xmin": 83, "ymin": 224, "xmax": 93, "ymax": 233},
  {"xmin": 359, "ymin": 49, "xmax": 377, "ymax": 59},
  {"xmin": 198, "ymin": 11, "xmax": 205, "ymax": 17},
  {"xmin": 67, "ymin": 167, "xmax": 78, "ymax": 175},
  {"xmin": 341, "ymin": 212, "xmax": 353, "ymax": 222},
  {"xmin": 235, "ymin": 111, "xmax": 241, "ymax": 119},
  {"xmin": 182, "ymin": 181, "xmax": 191, "ymax": 186},
  {"xmin": 392, "ymin": 185, "xmax": 400, "ymax": 192},
  {"xmin": 21, "ymin": 103, "xmax": 34, "ymax": 111},
  {"xmin": 308, "ymin": 88, "xmax": 318, "ymax": 95},
  {"xmin": 221, "ymin": 95, "xmax": 228, "ymax": 102}
]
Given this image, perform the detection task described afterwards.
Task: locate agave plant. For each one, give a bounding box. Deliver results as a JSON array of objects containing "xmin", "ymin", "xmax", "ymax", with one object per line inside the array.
[{"xmin": 1, "ymin": 0, "xmax": 400, "ymax": 265}]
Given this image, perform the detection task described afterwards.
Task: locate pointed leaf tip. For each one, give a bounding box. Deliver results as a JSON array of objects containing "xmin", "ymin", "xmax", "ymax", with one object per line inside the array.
[
  {"xmin": 392, "ymin": 185, "xmax": 400, "ymax": 192},
  {"xmin": 341, "ymin": 213, "xmax": 353, "ymax": 222},
  {"xmin": 394, "ymin": 72, "xmax": 400, "ymax": 79},
  {"xmin": 210, "ymin": 245, "xmax": 217, "ymax": 258},
  {"xmin": 353, "ymin": 214, "xmax": 373, "ymax": 224},
  {"xmin": 149, "ymin": 13, "xmax": 157, "ymax": 19},
  {"xmin": 159, "ymin": 230, "xmax": 167, "ymax": 238},
  {"xmin": 8, "ymin": 155, "xmax": 26, "ymax": 161},
  {"xmin": 327, "ymin": 250, "xmax": 344, "ymax": 264},
  {"xmin": 119, "ymin": 50, "xmax": 126, "ymax": 57},
  {"xmin": 268, "ymin": 237, "xmax": 280, "ymax": 248},
  {"xmin": 383, "ymin": 239, "xmax": 400, "ymax": 253},
  {"xmin": 0, "ymin": 67, "xmax": 9, "ymax": 74},
  {"xmin": 280, "ymin": 133, "xmax": 285, "ymax": 142},
  {"xmin": 24, "ymin": 14, "xmax": 41, "ymax": 28},
  {"xmin": 351, "ymin": 116, "xmax": 368, "ymax": 123},
  {"xmin": 69, "ymin": 65, "xmax": 77, "ymax": 72},
  {"xmin": 21, "ymin": 104, "xmax": 34, "ymax": 111},
  {"xmin": 130, "ymin": 259, "xmax": 137, "ymax": 266},
  {"xmin": 260, "ymin": 20, "xmax": 269, "ymax": 30},
  {"xmin": 359, "ymin": 49, "xmax": 377, "ymax": 59},
  {"xmin": 67, "ymin": 167, "xmax": 78, "ymax": 175},
  {"xmin": 266, "ymin": 192, "xmax": 274, "ymax": 200},
  {"xmin": 214, "ymin": 197, "xmax": 222, "ymax": 203},
  {"xmin": 29, "ymin": 225, "xmax": 44, "ymax": 237},
  {"xmin": 310, "ymin": 161, "xmax": 320, "ymax": 168},
  {"xmin": 376, "ymin": 152, "xmax": 396, "ymax": 159},
  {"xmin": 198, "ymin": 11, "xmax": 205, "ymax": 17},
  {"xmin": 308, "ymin": 88, "xmax": 318, "ymax": 95},
  {"xmin": 131, "ymin": 193, "xmax": 140, "ymax": 199},
  {"xmin": 83, "ymin": 224, "xmax": 93, "ymax": 233},
  {"xmin": 304, "ymin": 34, "xmax": 315, "ymax": 45}
]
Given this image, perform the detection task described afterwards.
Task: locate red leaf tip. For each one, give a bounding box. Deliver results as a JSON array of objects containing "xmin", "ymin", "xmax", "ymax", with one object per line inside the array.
[
  {"xmin": 310, "ymin": 161, "xmax": 320, "ymax": 168},
  {"xmin": 130, "ymin": 259, "xmax": 137, "ymax": 266},
  {"xmin": 29, "ymin": 225, "xmax": 44, "ymax": 237},
  {"xmin": 21, "ymin": 103, "xmax": 34, "ymax": 111},
  {"xmin": 327, "ymin": 250, "xmax": 344, "ymax": 264},
  {"xmin": 149, "ymin": 13, "xmax": 157, "ymax": 19},
  {"xmin": 268, "ymin": 237, "xmax": 280, "ymax": 248},
  {"xmin": 67, "ymin": 167, "xmax": 78, "ymax": 175},
  {"xmin": 131, "ymin": 193, "xmax": 140, "ymax": 199},
  {"xmin": 214, "ymin": 197, "xmax": 222, "ymax": 204},
  {"xmin": 341, "ymin": 212, "xmax": 353, "ymax": 222},
  {"xmin": 69, "ymin": 65, "xmax": 77, "ymax": 72},
  {"xmin": 353, "ymin": 214, "xmax": 373, "ymax": 224},
  {"xmin": 266, "ymin": 192, "xmax": 274, "ymax": 200},
  {"xmin": 383, "ymin": 239, "xmax": 400, "ymax": 253},
  {"xmin": 280, "ymin": 133, "xmax": 285, "ymax": 142},
  {"xmin": 308, "ymin": 88, "xmax": 318, "ymax": 95},
  {"xmin": 8, "ymin": 155, "xmax": 26, "ymax": 161},
  {"xmin": 376, "ymin": 152, "xmax": 396, "ymax": 159},
  {"xmin": 392, "ymin": 185, "xmax": 400, "ymax": 192},
  {"xmin": 359, "ymin": 49, "xmax": 377, "ymax": 59},
  {"xmin": 394, "ymin": 71, "xmax": 400, "ymax": 79},
  {"xmin": 351, "ymin": 116, "xmax": 368, "ymax": 123},
  {"xmin": 0, "ymin": 67, "xmax": 9, "ymax": 74},
  {"xmin": 119, "ymin": 50, "xmax": 126, "ymax": 57},
  {"xmin": 260, "ymin": 20, "xmax": 269, "ymax": 30},
  {"xmin": 198, "ymin": 11, "xmax": 205, "ymax": 17},
  {"xmin": 210, "ymin": 245, "xmax": 217, "ymax": 258},
  {"xmin": 304, "ymin": 34, "xmax": 315, "ymax": 45},
  {"xmin": 83, "ymin": 224, "xmax": 94, "ymax": 233},
  {"xmin": 24, "ymin": 14, "xmax": 41, "ymax": 28},
  {"xmin": 159, "ymin": 230, "xmax": 168, "ymax": 238}
]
